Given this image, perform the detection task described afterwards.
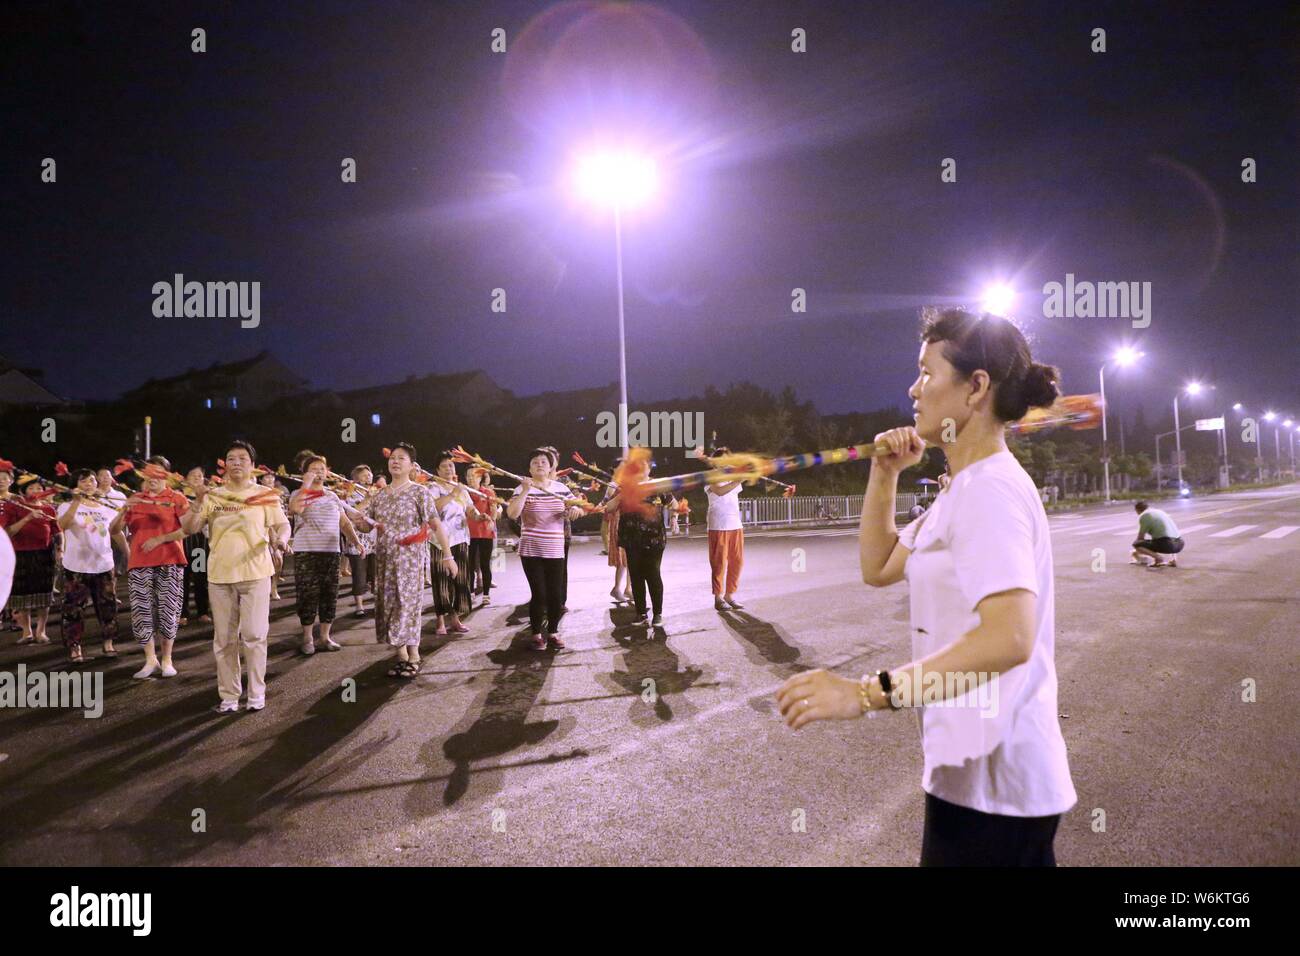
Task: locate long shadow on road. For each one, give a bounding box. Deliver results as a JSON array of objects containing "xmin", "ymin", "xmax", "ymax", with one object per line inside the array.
[
  {"xmin": 140, "ymin": 656, "xmax": 411, "ymax": 863},
  {"xmin": 598, "ymin": 607, "xmax": 706, "ymax": 725},
  {"xmin": 718, "ymin": 608, "xmax": 807, "ymax": 677},
  {"xmin": 421, "ymin": 633, "xmax": 571, "ymax": 809}
]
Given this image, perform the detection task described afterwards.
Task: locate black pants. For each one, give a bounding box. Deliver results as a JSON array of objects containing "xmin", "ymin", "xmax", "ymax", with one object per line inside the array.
[
  {"xmin": 520, "ymin": 556, "xmax": 564, "ymax": 635},
  {"xmin": 560, "ymin": 538, "xmax": 570, "ymax": 605},
  {"xmin": 182, "ymin": 533, "xmax": 209, "ymax": 617},
  {"xmin": 468, "ymin": 537, "xmax": 494, "ymax": 593},
  {"xmin": 295, "ymin": 552, "xmax": 341, "ymax": 625},
  {"xmin": 920, "ymin": 793, "xmax": 1060, "ymax": 867},
  {"xmin": 625, "ymin": 545, "xmax": 664, "ymax": 616},
  {"xmin": 346, "ymin": 552, "xmax": 375, "ymax": 598}
]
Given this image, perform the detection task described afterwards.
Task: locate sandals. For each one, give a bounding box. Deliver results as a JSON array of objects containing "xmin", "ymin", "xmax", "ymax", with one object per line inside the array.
[
  {"xmin": 16, "ymin": 635, "xmax": 36, "ymax": 645},
  {"xmin": 448, "ymin": 623, "xmax": 469, "ymax": 634},
  {"xmin": 387, "ymin": 661, "xmax": 420, "ymax": 678}
]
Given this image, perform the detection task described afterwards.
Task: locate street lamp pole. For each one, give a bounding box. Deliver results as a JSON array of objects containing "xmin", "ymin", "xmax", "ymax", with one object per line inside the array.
[
  {"xmin": 613, "ymin": 203, "xmax": 629, "ymax": 458},
  {"xmin": 1173, "ymin": 394, "xmax": 1183, "ymax": 490},
  {"xmin": 1099, "ymin": 363, "xmax": 1110, "ymax": 502}
]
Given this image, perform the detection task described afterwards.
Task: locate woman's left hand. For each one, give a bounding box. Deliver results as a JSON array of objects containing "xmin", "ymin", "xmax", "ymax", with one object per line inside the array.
[
  {"xmin": 141, "ymin": 535, "xmax": 163, "ymax": 553},
  {"xmin": 776, "ymin": 669, "xmax": 862, "ymax": 730}
]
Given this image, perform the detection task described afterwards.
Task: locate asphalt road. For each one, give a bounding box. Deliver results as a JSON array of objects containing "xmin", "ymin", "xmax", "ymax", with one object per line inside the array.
[{"xmin": 1, "ymin": 485, "xmax": 1296, "ymax": 866}]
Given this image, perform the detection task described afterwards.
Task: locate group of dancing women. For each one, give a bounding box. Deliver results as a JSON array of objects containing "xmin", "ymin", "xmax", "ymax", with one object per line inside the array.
[
  {"xmin": 1, "ymin": 308, "xmax": 1081, "ymax": 865},
  {"xmin": 0, "ymin": 440, "xmax": 749, "ymax": 693}
]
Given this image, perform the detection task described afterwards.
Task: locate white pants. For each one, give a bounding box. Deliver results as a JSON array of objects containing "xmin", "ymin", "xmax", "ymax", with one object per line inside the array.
[{"xmin": 209, "ymin": 577, "xmax": 272, "ymax": 704}]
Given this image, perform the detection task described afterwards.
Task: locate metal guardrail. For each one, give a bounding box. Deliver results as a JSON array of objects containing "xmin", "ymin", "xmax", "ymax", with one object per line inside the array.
[{"xmin": 739, "ymin": 493, "xmax": 921, "ymax": 526}]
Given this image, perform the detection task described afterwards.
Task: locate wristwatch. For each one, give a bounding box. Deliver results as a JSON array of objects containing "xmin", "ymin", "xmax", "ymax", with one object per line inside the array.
[{"xmin": 876, "ymin": 669, "xmax": 901, "ymax": 710}]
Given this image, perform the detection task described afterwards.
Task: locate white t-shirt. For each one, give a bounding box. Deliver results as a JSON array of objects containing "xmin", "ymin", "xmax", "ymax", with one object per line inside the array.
[
  {"xmin": 57, "ymin": 501, "xmax": 118, "ymax": 574},
  {"xmin": 706, "ymin": 485, "xmax": 743, "ymax": 531},
  {"xmin": 897, "ymin": 450, "xmax": 1076, "ymax": 818}
]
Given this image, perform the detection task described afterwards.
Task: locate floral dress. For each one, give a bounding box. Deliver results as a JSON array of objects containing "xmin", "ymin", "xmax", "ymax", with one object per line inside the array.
[{"xmin": 365, "ymin": 482, "xmax": 430, "ymax": 647}]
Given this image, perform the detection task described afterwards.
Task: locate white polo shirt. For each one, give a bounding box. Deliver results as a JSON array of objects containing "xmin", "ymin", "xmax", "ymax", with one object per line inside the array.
[{"xmin": 897, "ymin": 450, "xmax": 1076, "ymax": 817}]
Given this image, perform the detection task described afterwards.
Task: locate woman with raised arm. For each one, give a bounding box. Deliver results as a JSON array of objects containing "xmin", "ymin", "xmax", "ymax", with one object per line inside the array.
[
  {"xmin": 57, "ymin": 468, "xmax": 124, "ymax": 663},
  {"xmin": 464, "ymin": 466, "xmax": 500, "ymax": 606},
  {"xmin": 179, "ymin": 465, "xmax": 211, "ymax": 628},
  {"xmin": 776, "ymin": 308, "xmax": 1076, "ymax": 866},
  {"xmin": 506, "ymin": 446, "xmax": 588, "ymax": 650},
  {"xmin": 341, "ymin": 464, "xmax": 377, "ymax": 615},
  {"xmin": 0, "ymin": 462, "xmax": 58, "ymax": 645},
  {"xmin": 602, "ymin": 463, "xmax": 633, "ymax": 605},
  {"xmin": 604, "ymin": 453, "xmax": 670, "ymax": 627},
  {"xmin": 288, "ymin": 453, "xmax": 361, "ymax": 655},
  {"xmin": 111, "ymin": 456, "xmax": 190, "ymax": 679},
  {"xmin": 428, "ymin": 451, "xmax": 476, "ymax": 634},
  {"xmin": 356, "ymin": 443, "xmax": 454, "ymax": 678},
  {"xmin": 704, "ymin": 446, "xmax": 745, "ymax": 611}
]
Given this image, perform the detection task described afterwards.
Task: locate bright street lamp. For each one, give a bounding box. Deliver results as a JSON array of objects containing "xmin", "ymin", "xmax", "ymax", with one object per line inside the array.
[
  {"xmin": 572, "ymin": 148, "xmax": 660, "ymax": 457},
  {"xmin": 981, "ymin": 283, "xmax": 1016, "ymax": 316}
]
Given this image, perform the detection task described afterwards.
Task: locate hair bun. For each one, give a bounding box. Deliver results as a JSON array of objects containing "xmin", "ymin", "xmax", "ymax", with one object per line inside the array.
[{"xmin": 1022, "ymin": 362, "xmax": 1060, "ymax": 410}]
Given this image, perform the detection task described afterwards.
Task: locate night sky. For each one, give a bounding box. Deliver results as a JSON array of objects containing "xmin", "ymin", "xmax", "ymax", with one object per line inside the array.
[{"xmin": 7, "ymin": 0, "xmax": 1298, "ymax": 425}]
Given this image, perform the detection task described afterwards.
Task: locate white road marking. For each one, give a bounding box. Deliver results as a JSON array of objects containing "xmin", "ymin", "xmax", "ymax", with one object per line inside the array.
[
  {"xmin": 1209, "ymin": 525, "xmax": 1257, "ymax": 538},
  {"xmin": 1260, "ymin": 525, "xmax": 1299, "ymax": 539}
]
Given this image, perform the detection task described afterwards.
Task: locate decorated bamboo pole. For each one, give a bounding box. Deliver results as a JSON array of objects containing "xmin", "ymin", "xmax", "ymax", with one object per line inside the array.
[{"xmin": 448, "ymin": 446, "xmax": 600, "ymax": 512}]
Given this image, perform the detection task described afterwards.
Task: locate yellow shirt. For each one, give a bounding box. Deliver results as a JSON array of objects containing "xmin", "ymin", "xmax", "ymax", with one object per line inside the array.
[{"xmin": 199, "ymin": 484, "xmax": 289, "ymax": 584}]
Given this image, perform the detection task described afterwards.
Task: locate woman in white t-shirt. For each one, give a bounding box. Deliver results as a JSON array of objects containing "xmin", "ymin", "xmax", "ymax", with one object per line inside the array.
[
  {"xmin": 704, "ymin": 447, "xmax": 745, "ymax": 611},
  {"xmin": 56, "ymin": 468, "xmax": 125, "ymax": 663},
  {"xmin": 777, "ymin": 307, "xmax": 1077, "ymax": 866}
]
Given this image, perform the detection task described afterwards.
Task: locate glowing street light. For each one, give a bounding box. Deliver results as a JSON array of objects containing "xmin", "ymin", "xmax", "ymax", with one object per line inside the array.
[
  {"xmin": 981, "ymin": 283, "xmax": 1016, "ymax": 316},
  {"xmin": 572, "ymin": 148, "xmax": 660, "ymax": 456}
]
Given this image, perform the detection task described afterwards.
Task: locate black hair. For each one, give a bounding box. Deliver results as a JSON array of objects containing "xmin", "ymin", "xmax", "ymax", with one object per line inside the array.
[
  {"xmin": 1134, "ymin": 500, "xmax": 1149, "ymax": 514},
  {"xmin": 300, "ymin": 453, "xmax": 327, "ymax": 471},
  {"xmin": 351, "ymin": 464, "xmax": 373, "ymax": 478},
  {"xmin": 390, "ymin": 442, "xmax": 417, "ymax": 461},
  {"xmin": 435, "ymin": 449, "xmax": 457, "ymax": 469},
  {"xmin": 146, "ymin": 454, "xmax": 171, "ymax": 471},
  {"xmin": 183, "ymin": 464, "xmax": 205, "ymax": 477},
  {"xmin": 71, "ymin": 467, "xmax": 96, "ymax": 485},
  {"xmin": 226, "ymin": 439, "xmax": 257, "ymax": 463},
  {"xmin": 920, "ymin": 307, "xmax": 1059, "ymax": 422},
  {"xmin": 528, "ymin": 446, "xmax": 558, "ymax": 468}
]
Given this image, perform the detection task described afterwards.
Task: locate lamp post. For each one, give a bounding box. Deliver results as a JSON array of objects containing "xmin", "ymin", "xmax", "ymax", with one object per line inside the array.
[
  {"xmin": 1100, "ymin": 346, "xmax": 1142, "ymax": 503},
  {"xmin": 1173, "ymin": 382, "xmax": 1210, "ymax": 491},
  {"xmin": 574, "ymin": 150, "xmax": 659, "ymax": 458}
]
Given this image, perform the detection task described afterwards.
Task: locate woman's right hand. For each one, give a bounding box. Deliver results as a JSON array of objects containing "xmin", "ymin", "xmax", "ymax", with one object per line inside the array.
[{"xmin": 872, "ymin": 427, "xmax": 926, "ymax": 475}]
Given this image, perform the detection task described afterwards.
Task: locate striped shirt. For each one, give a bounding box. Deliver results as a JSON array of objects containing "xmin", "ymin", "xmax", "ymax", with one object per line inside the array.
[
  {"xmin": 517, "ymin": 480, "xmax": 569, "ymax": 558},
  {"xmin": 290, "ymin": 490, "xmax": 342, "ymax": 553}
]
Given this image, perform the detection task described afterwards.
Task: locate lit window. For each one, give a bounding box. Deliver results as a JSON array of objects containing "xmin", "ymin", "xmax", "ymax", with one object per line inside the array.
[
  {"xmin": 371, "ymin": 413, "xmax": 381, "ymax": 426},
  {"xmin": 204, "ymin": 398, "xmax": 212, "ymax": 409},
  {"xmin": 230, "ymin": 397, "xmax": 238, "ymax": 409}
]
